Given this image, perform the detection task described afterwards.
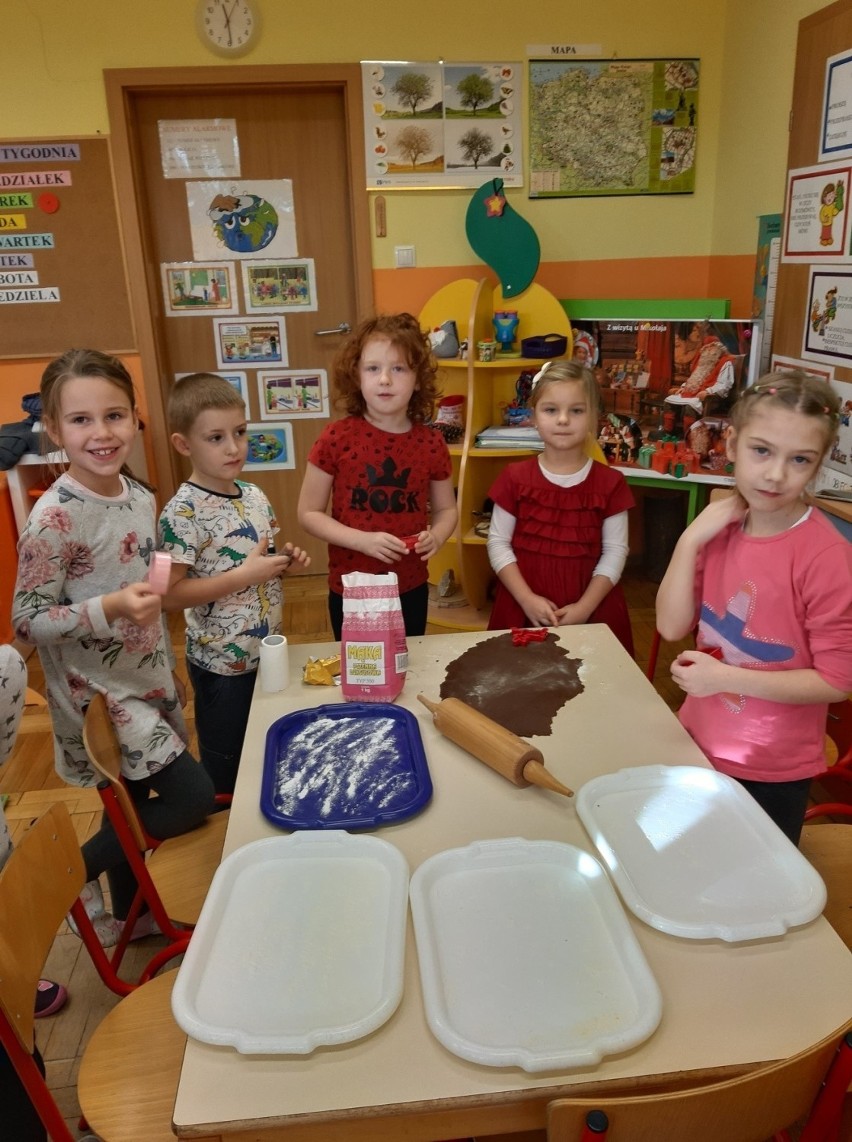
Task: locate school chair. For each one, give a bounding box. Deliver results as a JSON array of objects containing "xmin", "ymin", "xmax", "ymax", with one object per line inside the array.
[
  {"xmin": 546, "ymin": 1018, "xmax": 852, "ymax": 1142},
  {"xmin": 77, "ymin": 968, "xmax": 186, "ymax": 1142},
  {"xmin": 82, "ymin": 692, "xmax": 229, "ymax": 970},
  {"xmin": 0, "ymin": 802, "xmax": 187, "ymax": 1142},
  {"xmin": 800, "ymin": 801, "xmax": 852, "ymax": 951}
]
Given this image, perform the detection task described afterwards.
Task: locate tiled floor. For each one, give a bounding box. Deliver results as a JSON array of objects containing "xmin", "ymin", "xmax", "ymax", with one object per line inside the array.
[{"xmin": 0, "ymin": 570, "xmax": 692, "ymax": 1138}]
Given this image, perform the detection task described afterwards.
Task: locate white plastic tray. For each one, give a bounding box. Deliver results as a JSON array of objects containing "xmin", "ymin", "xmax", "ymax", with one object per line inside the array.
[
  {"xmin": 576, "ymin": 765, "xmax": 827, "ymax": 942},
  {"xmin": 409, "ymin": 837, "xmax": 662, "ymax": 1072},
  {"xmin": 171, "ymin": 831, "xmax": 409, "ymax": 1054}
]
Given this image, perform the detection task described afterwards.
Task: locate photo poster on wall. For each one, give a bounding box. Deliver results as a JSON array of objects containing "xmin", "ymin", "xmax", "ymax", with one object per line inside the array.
[
  {"xmin": 362, "ymin": 61, "xmax": 523, "ymax": 188},
  {"xmin": 186, "ymin": 180, "xmax": 297, "ymax": 261},
  {"xmin": 782, "ymin": 162, "xmax": 852, "ymax": 262},
  {"xmin": 528, "ymin": 59, "xmax": 698, "ymax": 198}
]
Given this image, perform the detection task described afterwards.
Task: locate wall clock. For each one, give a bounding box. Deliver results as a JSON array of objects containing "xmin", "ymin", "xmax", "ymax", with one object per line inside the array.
[{"xmin": 196, "ymin": 0, "xmax": 260, "ymax": 57}]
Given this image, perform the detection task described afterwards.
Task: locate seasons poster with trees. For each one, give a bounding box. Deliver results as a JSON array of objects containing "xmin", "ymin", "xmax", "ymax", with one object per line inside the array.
[{"xmin": 362, "ymin": 61, "xmax": 523, "ymax": 188}]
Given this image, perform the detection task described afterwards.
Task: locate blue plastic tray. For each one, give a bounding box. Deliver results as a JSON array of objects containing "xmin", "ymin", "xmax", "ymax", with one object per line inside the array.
[{"xmin": 260, "ymin": 703, "xmax": 433, "ymax": 831}]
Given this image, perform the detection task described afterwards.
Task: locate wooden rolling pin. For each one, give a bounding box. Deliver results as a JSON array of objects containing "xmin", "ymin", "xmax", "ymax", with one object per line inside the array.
[{"xmin": 417, "ymin": 694, "xmax": 573, "ymax": 798}]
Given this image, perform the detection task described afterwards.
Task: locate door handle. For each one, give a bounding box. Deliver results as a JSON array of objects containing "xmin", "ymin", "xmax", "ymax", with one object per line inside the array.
[{"xmin": 314, "ymin": 322, "xmax": 351, "ymax": 336}]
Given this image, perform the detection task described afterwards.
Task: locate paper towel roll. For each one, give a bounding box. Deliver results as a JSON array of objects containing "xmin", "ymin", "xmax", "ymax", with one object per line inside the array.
[{"xmin": 260, "ymin": 634, "xmax": 289, "ymax": 692}]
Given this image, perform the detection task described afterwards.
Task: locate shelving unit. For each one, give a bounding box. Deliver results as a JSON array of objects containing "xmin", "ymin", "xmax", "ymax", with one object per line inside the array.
[{"xmin": 420, "ymin": 278, "xmax": 574, "ymax": 631}]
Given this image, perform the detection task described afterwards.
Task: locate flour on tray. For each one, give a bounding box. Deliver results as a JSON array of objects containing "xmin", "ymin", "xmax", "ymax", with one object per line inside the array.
[{"xmin": 272, "ymin": 715, "xmax": 416, "ymax": 819}]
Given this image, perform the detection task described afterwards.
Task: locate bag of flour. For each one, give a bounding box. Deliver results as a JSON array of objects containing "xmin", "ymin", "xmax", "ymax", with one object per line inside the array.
[{"xmin": 340, "ymin": 571, "xmax": 408, "ymax": 703}]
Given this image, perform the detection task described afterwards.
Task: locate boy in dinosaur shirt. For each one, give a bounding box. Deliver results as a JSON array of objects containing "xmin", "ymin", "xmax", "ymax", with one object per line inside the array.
[{"xmin": 158, "ymin": 373, "xmax": 309, "ymax": 795}]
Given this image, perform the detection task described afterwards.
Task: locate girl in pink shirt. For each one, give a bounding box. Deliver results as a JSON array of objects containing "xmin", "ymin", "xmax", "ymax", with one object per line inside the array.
[{"xmin": 656, "ymin": 372, "xmax": 852, "ymax": 843}]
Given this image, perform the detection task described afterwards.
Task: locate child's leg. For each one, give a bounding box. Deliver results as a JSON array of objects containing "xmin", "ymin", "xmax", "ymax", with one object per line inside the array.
[
  {"xmin": 82, "ymin": 750, "xmax": 215, "ymax": 919},
  {"xmin": 736, "ymin": 777, "xmax": 812, "ymax": 845},
  {"xmin": 0, "ymin": 1042, "xmax": 47, "ymax": 1141},
  {"xmin": 399, "ymin": 583, "xmax": 429, "ymax": 637},
  {"xmin": 188, "ymin": 663, "xmax": 257, "ymax": 796},
  {"xmin": 328, "ymin": 590, "xmax": 343, "ymax": 641},
  {"xmin": 127, "ymin": 749, "xmax": 215, "ymax": 841}
]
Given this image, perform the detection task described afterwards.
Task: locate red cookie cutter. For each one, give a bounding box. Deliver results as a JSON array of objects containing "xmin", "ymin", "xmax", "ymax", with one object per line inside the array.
[{"xmin": 511, "ymin": 627, "xmax": 549, "ymax": 646}]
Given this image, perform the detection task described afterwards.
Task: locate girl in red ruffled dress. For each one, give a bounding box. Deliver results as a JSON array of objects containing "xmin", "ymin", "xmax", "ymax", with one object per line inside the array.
[{"xmin": 486, "ymin": 360, "xmax": 635, "ymax": 655}]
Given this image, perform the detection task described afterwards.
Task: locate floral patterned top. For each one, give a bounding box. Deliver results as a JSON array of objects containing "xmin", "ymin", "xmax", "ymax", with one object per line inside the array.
[
  {"xmin": 12, "ymin": 474, "xmax": 187, "ymax": 786},
  {"xmin": 158, "ymin": 480, "xmax": 281, "ymax": 676},
  {"xmin": 0, "ymin": 645, "xmax": 27, "ymax": 869}
]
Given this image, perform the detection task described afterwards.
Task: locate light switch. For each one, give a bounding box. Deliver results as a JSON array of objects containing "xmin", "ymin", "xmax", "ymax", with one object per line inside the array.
[{"xmin": 394, "ymin": 245, "xmax": 416, "ymax": 268}]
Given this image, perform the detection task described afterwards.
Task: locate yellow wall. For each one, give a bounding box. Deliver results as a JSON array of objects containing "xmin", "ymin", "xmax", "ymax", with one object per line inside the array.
[{"xmin": 0, "ymin": 0, "xmax": 830, "ymax": 429}]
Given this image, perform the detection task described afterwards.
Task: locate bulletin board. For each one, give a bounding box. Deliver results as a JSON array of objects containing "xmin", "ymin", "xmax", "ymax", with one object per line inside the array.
[{"xmin": 0, "ymin": 136, "xmax": 134, "ymax": 358}]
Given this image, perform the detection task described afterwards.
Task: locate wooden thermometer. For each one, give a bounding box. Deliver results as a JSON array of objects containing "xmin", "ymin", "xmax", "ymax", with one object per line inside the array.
[{"xmin": 417, "ymin": 694, "xmax": 573, "ymax": 798}]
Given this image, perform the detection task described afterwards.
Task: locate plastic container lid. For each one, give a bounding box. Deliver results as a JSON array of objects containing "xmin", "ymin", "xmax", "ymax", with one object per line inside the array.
[
  {"xmin": 171, "ymin": 831, "xmax": 409, "ymax": 1054},
  {"xmin": 409, "ymin": 837, "xmax": 662, "ymax": 1072},
  {"xmin": 576, "ymin": 765, "xmax": 827, "ymax": 942}
]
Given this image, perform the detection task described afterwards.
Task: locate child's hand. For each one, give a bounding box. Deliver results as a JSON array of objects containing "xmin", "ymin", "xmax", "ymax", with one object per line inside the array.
[
  {"xmin": 413, "ymin": 530, "xmax": 439, "ymax": 560},
  {"xmin": 687, "ymin": 493, "xmax": 747, "ymax": 547},
  {"xmin": 104, "ymin": 582, "xmax": 162, "ymax": 627},
  {"xmin": 279, "ymin": 543, "xmax": 311, "ymax": 572},
  {"xmin": 243, "ymin": 537, "xmax": 298, "ymax": 584},
  {"xmin": 553, "ymin": 602, "xmax": 587, "ymax": 627},
  {"xmin": 358, "ymin": 531, "xmax": 408, "ymax": 563},
  {"xmin": 523, "ymin": 594, "xmax": 559, "ymax": 627},
  {"xmin": 671, "ymin": 650, "xmax": 730, "ymax": 697}
]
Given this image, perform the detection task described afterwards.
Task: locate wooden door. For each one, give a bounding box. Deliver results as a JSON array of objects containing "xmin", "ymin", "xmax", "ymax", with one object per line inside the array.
[
  {"xmin": 106, "ymin": 66, "xmax": 373, "ymax": 574},
  {"xmin": 773, "ymin": 1, "xmax": 852, "ymax": 386}
]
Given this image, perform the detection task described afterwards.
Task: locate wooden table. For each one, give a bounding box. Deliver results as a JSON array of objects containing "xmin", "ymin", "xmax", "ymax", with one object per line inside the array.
[{"xmin": 172, "ymin": 627, "xmax": 852, "ymax": 1141}]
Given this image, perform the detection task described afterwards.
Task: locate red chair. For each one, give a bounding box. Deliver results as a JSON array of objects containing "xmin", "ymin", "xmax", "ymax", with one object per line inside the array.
[
  {"xmin": 82, "ymin": 692, "xmax": 229, "ymax": 976},
  {"xmin": 0, "ymin": 803, "xmax": 187, "ymax": 1141},
  {"xmin": 547, "ymin": 1020, "xmax": 852, "ymax": 1141}
]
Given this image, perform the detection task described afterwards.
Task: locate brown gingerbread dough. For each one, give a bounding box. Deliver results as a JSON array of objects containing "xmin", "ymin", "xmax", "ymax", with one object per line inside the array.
[{"xmin": 440, "ymin": 631, "xmax": 583, "ymax": 737}]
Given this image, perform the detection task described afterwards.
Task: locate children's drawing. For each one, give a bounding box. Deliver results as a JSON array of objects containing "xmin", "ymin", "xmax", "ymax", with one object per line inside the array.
[
  {"xmin": 257, "ymin": 369, "xmax": 328, "ymax": 420},
  {"xmin": 161, "ymin": 262, "xmax": 239, "ymax": 316},
  {"xmin": 244, "ymin": 422, "xmax": 295, "ymax": 471},
  {"xmin": 186, "ymin": 180, "xmax": 298, "ymax": 261},
  {"xmin": 213, "ymin": 317, "xmax": 287, "ymax": 369},
  {"xmin": 241, "ymin": 258, "xmax": 318, "ymax": 313}
]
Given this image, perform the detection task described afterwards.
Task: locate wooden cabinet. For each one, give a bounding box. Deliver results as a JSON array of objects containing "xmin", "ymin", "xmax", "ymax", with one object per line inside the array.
[{"xmin": 421, "ymin": 278, "xmax": 573, "ymax": 630}]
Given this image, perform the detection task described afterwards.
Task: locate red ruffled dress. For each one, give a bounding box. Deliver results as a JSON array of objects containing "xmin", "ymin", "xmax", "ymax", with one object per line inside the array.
[{"xmin": 487, "ymin": 458, "xmax": 635, "ymax": 656}]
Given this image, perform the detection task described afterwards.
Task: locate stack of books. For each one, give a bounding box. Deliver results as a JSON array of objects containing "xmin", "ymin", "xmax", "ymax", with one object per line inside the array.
[{"xmin": 474, "ymin": 425, "xmax": 543, "ymax": 450}]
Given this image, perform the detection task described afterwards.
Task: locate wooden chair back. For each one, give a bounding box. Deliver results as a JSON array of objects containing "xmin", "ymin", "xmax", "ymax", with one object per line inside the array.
[
  {"xmin": 83, "ymin": 692, "xmax": 149, "ymax": 851},
  {"xmin": 0, "ymin": 802, "xmax": 84, "ymax": 1054},
  {"xmin": 547, "ymin": 1020, "xmax": 852, "ymax": 1142}
]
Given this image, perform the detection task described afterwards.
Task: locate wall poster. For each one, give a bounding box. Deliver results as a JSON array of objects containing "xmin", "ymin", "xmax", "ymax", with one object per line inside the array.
[
  {"xmin": 801, "ymin": 266, "xmax": 852, "ymax": 366},
  {"xmin": 257, "ymin": 369, "xmax": 329, "ymax": 419},
  {"xmin": 528, "ymin": 58, "xmax": 699, "ymax": 198},
  {"xmin": 820, "ymin": 50, "xmax": 852, "ymax": 162},
  {"xmin": 186, "ymin": 180, "xmax": 297, "ymax": 261},
  {"xmin": 362, "ymin": 61, "xmax": 523, "ymax": 188},
  {"xmin": 782, "ymin": 163, "xmax": 852, "ymax": 262},
  {"xmin": 213, "ymin": 316, "xmax": 287, "ymax": 369}
]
